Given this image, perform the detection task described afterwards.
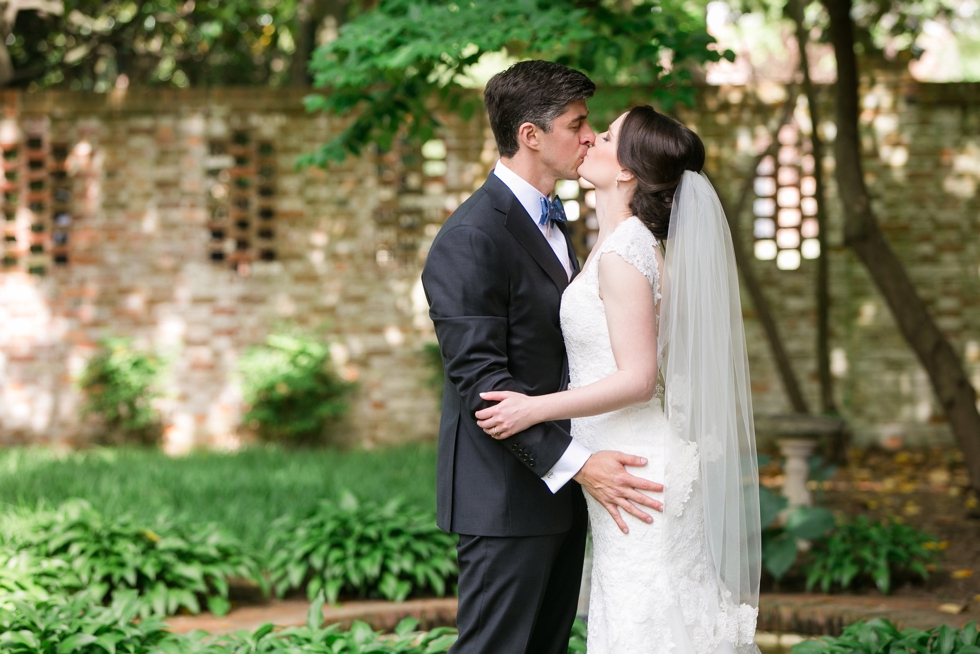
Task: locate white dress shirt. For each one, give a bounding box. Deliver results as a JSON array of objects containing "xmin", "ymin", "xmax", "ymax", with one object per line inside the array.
[{"xmin": 492, "ymin": 160, "xmax": 593, "ymax": 493}]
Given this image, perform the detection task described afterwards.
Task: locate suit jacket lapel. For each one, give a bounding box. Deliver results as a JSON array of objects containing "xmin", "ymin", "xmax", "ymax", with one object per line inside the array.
[
  {"xmin": 556, "ymin": 221, "xmax": 581, "ymax": 280},
  {"xmin": 484, "ymin": 174, "xmax": 571, "ymax": 294}
]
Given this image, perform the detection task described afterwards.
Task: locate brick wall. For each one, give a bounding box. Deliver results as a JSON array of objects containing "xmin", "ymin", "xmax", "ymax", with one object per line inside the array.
[{"xmin": 0, "ymin": 80, "xmax": 977, "ymax": 451}]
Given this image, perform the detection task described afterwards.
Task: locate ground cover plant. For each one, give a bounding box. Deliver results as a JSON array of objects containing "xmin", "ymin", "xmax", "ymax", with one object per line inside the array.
[
  {"xmin": 0, "ymin": 549, "xmax": 68, "ymax": 609},
  {"xmin": 267, "ymin": 494, "xmax": 457, "ymax": 602},
  {"xmin": 79, "ymin": 337, "xmax": 165, "ymax": 446},
  {"xmin": 791, "ymin": 618, "xmax": 980, "ymax": 654},
  {"xmin": 4, "ymin": 500, "xmax": 261, "ymax": 617},
  {"xmin": 804, "ymin": 516, "xmax": 940, "ymax": 594},
  {"xmin": 1, "ymin": 589, "xmax": 587, "ymax": 654},
  {"xmin": 759, "ymin": 485, "xmax": 836, "ymax": 580},
  {"xmin": 0, "ymin": 590, "xmax": 174, "ymax": 653},
  {"xmin": 239, "ymin": 333, "xmax": 355, "ymax": 446},
  {"xmin": 160, "ymin": 596, "xmax": 459, "ymax": 654},
  {"xmin": 0, "ymin": 444, "xmax": 438, "ymax": 551}
]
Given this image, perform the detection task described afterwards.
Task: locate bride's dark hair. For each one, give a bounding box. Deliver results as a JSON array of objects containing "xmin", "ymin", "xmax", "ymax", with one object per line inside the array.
[{"xmin": 617, "ymin": 105, "xmax": 705, "ymax": 240}]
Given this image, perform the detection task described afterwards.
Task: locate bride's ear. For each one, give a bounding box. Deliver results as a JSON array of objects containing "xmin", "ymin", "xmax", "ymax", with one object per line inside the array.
[{"xmin": 617, "ymin": 169, "xmax": 635, "ymax": 185}]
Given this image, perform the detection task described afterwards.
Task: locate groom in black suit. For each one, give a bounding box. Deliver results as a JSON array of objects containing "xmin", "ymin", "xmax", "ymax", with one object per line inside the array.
[{"xmin": 422, "ymin": 61, "xmax": 664, "ymax": 654}]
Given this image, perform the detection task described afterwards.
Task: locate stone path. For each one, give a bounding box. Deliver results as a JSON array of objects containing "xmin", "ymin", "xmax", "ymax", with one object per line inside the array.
[{"xmin": 165, "ymin": 594, "xmax": 980, "ymax": 637}]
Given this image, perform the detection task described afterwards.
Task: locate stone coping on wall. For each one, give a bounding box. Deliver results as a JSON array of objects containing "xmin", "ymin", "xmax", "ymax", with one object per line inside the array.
[
  {"xmin": 4, "ymin": 80, "xmax": 979, "ymax": 117},
  {"xmin": 1, "ymin": 87, "xmax": 317, "ymax": 115}
]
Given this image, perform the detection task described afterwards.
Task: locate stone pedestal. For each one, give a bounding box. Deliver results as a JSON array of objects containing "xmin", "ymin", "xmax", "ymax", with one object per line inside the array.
[{"xmin": 777, "ymin": 437, "xmax": 819, "ymax": 510}]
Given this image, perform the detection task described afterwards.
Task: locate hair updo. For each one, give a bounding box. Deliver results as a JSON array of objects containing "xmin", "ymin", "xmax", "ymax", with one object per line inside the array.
[{"xmin": 617, "ymin": 106, "xmax": 705, "ymax": 241}]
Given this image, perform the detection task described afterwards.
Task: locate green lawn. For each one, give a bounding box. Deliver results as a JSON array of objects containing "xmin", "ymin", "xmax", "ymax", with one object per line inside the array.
[{"xmin": 0, "ymin": 444, "xmax": 438, "ymax": 550}]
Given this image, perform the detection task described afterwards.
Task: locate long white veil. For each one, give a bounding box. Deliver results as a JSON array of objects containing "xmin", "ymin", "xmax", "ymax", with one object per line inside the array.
[{"xmin": 659, "ymin": 171, "xmax": 762, "ymax": 651}]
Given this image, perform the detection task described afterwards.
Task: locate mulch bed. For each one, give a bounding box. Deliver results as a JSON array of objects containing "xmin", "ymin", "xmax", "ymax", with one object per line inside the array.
[{"xmin": 761, "ymin": 446, "xmax": 980, "ymax": 611}]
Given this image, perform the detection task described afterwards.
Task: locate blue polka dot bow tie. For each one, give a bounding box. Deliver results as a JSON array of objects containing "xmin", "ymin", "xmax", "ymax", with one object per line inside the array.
[{"xmin": 538, "ymin": 196, "xmax": 567, "ymax": 226}]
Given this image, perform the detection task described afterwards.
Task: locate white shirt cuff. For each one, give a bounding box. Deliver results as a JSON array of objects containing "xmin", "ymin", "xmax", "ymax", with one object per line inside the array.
[{"xmin": 543, "ymin": 439, "xmax": 592, "ymax": 493}]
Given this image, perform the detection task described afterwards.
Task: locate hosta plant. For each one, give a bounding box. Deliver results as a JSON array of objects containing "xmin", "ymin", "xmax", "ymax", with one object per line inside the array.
[
  {"xmin": 8, "ymin": 500, "xmax": 262, "ymax": 617},
  {"xmin": 0, "ymin": 590, "xmax": 175, "ymax": 653},
  {"xmin": 792, "ymin": 618, "xmax": 980, "ymax": 654},
  {"xmin": 266, "ymin": 494, "xmax": 458, "ymax": 603},
  {"xmin": 804, "ymin": 516, "xmax": 940, "ymax": 594},
  {"xmin": 0, "ymin": 549, "xmax": 69, "ymax": 609},
  {"xmin": 759, "ymin": 485, "xmax": 836, "ymax": 580},
  {"xmin": 156, "ymin": 595, "xmax": 459, "ymax": 654}
]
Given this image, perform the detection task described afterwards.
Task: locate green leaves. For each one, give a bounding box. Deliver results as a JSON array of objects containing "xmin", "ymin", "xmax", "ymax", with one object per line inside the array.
[
  {"xmin": 0, "ymin": 591, "xmax": 175, "ymax": 654},
  {"xmin": 11, "ymin": 0, "xmax": 303, "ymax": 92},
  {"xmin": 790, "ymin": 619, "xmax": 980, "ymax": 654},
  {"xmin": 1, "ymin": 589, "xmax": 462, "ymax": 653},
  {"xmin": 4, "ymin": 500, "xmax": 262, "ymax": 618},
  {"xmin": 760, "ymin": 484, "xmax": 789, "ymax": 530},
  {"xmin": 786, "ymin": 506, "xmax": 836, "ymax": 540},
  {"xmin": 266, "ymin": 495, "xmax": 458, "ymax": 603},
  {"xmin": 301, "ymin": 0, "xmax": 731, "ymax": 166},
  {"xmin": 761, "ymin": 487, "xmax": 939, "ymax": 592},
  {"xmin": 567, "ymin": 617, "xmax": 589, "ymax": 653},
  {"xmin": 760, "ymin": 484, "xmax": 835, "ymax": 581},
  {"xmin": 79, "ymin": 338, "xmax": 164, "ymax": 445},
  {"xmin": 239, "ymin": 333, "xmax": 356, "ymax": 446},
  {"xmin": 804, "ymin": 517, "xmax": 941, "ymax": 594}
]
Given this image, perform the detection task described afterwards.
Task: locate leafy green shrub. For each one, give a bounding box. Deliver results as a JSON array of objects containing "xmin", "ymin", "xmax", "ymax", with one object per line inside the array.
[
  {"xmin": 0, "ymin": 590, "xmax": 176, "ymax": 653},
  {"xmin": 759, "ymin": 485, "xmax": 836, "ymax": 580},
  {"xmin": 792, "ymin": 618, "xmax": 980, "ymax": 654},
  {"xmin": 8, "ymin": 500, "xmax": 262, "ymax": 617},
  {"xmin": 79, "ymin": 337, "xmax": 164, "ymax": 445},
  {"xmin": 158, "ymin": 595, "xmax": 459, "ymax": 653},
  {"xmin": 240, "ymin": 333, "xmax": 355, "ymax": 445},
  {"xmin": 0, "ymin": 549, "xmax": 69, "ymax": 609},
  {"xmin": 266, "ymin": 494, "xmax": 457, "ymax": 603},
  {"xmin": 804, "ymin": 516, "xmax": 940, "ymax": 594}
]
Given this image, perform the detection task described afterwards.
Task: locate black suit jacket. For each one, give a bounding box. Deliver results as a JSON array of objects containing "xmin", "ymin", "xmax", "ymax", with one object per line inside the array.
[{"xmin": 422, "ymin": 172, "xmax": 584, "ymax": 537}]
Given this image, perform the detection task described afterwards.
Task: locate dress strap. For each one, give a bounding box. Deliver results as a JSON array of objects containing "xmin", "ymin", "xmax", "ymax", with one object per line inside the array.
[{"xmin": 595, "ymin": 217, "xmax": 662, "ymax": 300}]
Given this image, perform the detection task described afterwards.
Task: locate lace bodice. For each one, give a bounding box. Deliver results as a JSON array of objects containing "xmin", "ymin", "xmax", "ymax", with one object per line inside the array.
[
  {"xmin": 558, "ymin": 216, "xmax": 758, "ymax": 654},
  {"xmin": 560, "ymin": 216, "xmax": 662, "ymax": 395}
]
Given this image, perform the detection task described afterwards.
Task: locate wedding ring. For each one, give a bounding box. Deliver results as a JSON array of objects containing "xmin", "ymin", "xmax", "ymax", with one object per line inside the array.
[{"xmin": 493, "ymin": 427, "xmax": 499, "ymax": 438}]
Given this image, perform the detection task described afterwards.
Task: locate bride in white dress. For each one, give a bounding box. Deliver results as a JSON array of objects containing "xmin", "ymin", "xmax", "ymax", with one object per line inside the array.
[{"xmin": 475, "ymin": 106, "xmax": 762, "ymax": 654}]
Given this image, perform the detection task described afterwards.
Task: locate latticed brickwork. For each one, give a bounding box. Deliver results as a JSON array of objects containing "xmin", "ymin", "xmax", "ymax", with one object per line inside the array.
[{"xmin": 0, "ymin": 82, "xmax": 978, "ymax": 450}]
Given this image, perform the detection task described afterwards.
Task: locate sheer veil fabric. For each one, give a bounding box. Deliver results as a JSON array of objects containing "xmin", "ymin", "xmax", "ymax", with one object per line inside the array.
[{"xmin": 659, "ymin": 171, "xmax": 762, "ymax": 654}]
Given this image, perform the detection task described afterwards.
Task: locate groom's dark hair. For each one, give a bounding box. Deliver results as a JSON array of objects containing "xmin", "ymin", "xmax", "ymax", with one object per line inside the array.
[{"xmin": 484, "ymin": 61, "xmax": 596, "ymax": 158}]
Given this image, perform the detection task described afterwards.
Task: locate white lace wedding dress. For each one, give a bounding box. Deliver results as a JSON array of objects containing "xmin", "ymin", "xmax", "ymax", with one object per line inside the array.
[{"xmin": 560, "ymin": 216, "xmax": 758, "ymax": 654}]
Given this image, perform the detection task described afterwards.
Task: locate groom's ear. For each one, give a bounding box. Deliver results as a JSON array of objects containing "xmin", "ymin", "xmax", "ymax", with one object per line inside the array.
[{"xmin": 516, "ymin": 122, "xmax": 542, "ymax": 152}]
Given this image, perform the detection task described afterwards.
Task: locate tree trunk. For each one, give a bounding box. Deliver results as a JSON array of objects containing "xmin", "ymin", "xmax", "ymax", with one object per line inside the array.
[
  {"xmin": 787, "ymin": 0, "xmax": 835, "ymax": 414},
  {"xmin": 290, "ymin": 0, "xmax": 347, "ymax": 87},
  {"xmin": 823, "ymin": 0, "xmax": 980, "ymax": 490},
  {"xmin": 290, "ymin": 0, "xmax": 315, "ymax": 87},
  {"xmin": 715, "ymin": 92, "xmax": 811, "ymax": 415}
]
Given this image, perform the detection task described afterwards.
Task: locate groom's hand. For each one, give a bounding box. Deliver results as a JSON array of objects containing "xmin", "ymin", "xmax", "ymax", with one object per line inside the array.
[{"xmin": 574, "ymin": 451, "xmax": 664, "ymax": 535}]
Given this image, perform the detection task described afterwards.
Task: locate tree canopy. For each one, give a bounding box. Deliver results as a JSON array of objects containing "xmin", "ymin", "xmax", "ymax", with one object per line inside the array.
[
  {"xmin": 300, "ymin": 0, "xmax": 732, "ymax": 166},
  {"xmin": 2, "ymin": 0, "xmax": 302, "ymax": 90}
]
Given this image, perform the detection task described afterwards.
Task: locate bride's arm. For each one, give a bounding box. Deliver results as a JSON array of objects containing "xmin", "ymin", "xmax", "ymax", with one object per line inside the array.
[{"xmin": 476, "ymin": 251, "xmax": 658, "ymax": 437}]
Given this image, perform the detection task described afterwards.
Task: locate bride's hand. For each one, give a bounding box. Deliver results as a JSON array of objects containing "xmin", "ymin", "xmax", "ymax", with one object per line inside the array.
[{"xmin": 475, "ymin": 391, "xmax": 540, "ymax": 440}]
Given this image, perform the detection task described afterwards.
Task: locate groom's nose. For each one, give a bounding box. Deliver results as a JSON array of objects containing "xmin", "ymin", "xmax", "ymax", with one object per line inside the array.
[{"xmin": 581, "ymin": 124, "xmax": 596, "ymax": 146}]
